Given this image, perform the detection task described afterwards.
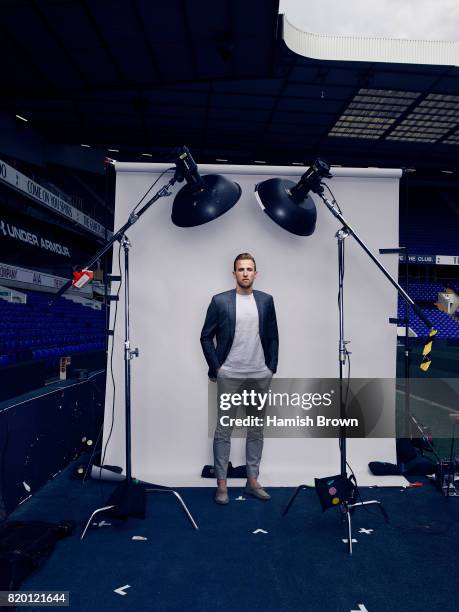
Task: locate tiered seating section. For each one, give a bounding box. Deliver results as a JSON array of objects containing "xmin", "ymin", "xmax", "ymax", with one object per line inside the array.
[
  {"xmin": 398, "ymin": 281, "xmax": 459, "ymax": 338},
  {"xmin": 0, "ymin": 292, "xmax": 104, "ymax": 367},
  {"xmin": 1, "ymin": 281, "xmax": 457, "ymax": 368},
  {"xmin": 399, "ymin": 281, "xmax": 451, "ymax": 302}
]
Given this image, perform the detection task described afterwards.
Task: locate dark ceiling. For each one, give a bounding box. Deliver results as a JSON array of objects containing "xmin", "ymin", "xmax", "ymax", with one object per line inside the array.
[{"xmin": 1, "ymin": 0, "xmax": 459, "ymax": 171}]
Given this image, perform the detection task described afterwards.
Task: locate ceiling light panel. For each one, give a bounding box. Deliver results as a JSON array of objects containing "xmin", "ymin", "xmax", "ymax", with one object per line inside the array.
[
  {"xmin": 387, "ymin": 93, "xmax": 459, "ymax": 143},
  {"xmin": 444, "ymin": 130, "xmax": 459, "ymax": 144},
  {"xmin": 328, "ymin": 88, "xmax": 420, "ymax": 139}
]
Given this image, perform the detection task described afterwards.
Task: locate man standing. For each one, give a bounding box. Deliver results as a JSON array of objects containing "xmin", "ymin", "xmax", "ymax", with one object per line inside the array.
[{"xmin": 200, "ymin": 253, "xmax": 279, "ymax": 505}]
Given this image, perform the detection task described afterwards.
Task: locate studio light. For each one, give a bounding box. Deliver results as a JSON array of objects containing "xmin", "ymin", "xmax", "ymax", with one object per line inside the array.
[
  {"xmin": 171, "ymin": 146, "xmax": 241, "ymax": 227},
  {"xmin": 254, "ymin": 159, "xmax": 332, "ymax": 236}
]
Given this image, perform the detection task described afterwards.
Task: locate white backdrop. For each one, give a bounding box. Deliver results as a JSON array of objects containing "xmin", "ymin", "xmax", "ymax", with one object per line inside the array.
[{"xmin": 103, "ymin": 163, "xmax": 405, "ymax": 486}]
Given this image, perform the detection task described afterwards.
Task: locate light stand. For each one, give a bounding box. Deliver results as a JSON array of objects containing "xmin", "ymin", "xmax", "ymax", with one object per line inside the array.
[
  {"xmin": 334, "ymin": 226, "xmax": 389, "ymax": 554},
  {"xmin": 269, "ymin": 163, "xmax": 435, "ymax": 553},
  {"xmin": 55, "ymin": 149, "xmax": 241, "ymax": 539},
  {"xmin": 283, "ymin": 223, "xmax": 390, "ymax": 553},
  {"xmin": 55, "ymin": 170, "xmax": 200, "ymax": 539},
  {"xmin": 81, "ymin": 235, "xmax": 199, "ymax": 538}
]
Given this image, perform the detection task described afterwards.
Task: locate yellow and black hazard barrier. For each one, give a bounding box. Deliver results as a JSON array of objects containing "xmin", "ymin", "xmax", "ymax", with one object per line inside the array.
[{"xmin": 420, "ymin": 328, "xmax": 438, "ymax": 372}]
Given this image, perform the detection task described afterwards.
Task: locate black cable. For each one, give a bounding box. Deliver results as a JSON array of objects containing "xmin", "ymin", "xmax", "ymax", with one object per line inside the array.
[
  {"xmin": 324, "ymin": 183, "xmax": 342, "ymax": 214},
  {"xmin": 81, "ymin": 418, "xmax": 104, "ymax": 485},
  {"xmin": 338, "ymin": 348, "xmax": 351, "ymax": 456},
  {"xmin": 0, "ymin": 419, "xmax": 9, "ymax": 522},
  {"xmin": 66, "ymin": 371, "xmax": 106, "ymax": 486},
  {"xmin": 345, "ymin": 458, "xmax": 367, "ymax": 510},
  {"xmin": 336, "ymin": 235, "xmax": 356, "ymax": 487},
  {"xmin": 97, "ymin": 242, "xmax": 122, "ymax": 500},
  {"xmin": 82, "ymin": 170, "xmax": 173, "ymax": 501},
  {"xmin": 337, "ymin": 236, "xmax": 351, "ymax": 454},
  {"xmin": 337, "ymin": 229, "xmax": 345, "ymax": 311},
  {"xmin": 128, "ymin": 167, "xmax": 174, "ymax": 218}
]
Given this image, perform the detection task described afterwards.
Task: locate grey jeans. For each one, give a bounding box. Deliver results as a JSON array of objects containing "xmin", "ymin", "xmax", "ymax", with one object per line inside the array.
[{"xmin": 213, "ymin": 368, "xmax": 272, "ymax": 480}]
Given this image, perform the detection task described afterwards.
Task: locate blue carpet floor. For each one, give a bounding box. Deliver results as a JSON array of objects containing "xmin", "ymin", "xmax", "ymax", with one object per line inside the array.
[{"xmin": 8, "ymin": 465, "xmax": 459, "ymax": 612}]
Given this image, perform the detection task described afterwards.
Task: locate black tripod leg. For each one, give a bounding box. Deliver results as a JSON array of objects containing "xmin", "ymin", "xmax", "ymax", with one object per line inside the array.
[
  {"xmin": 363, "ymin": 500, "xmax": 390, "ymax": 523},
  {"xmin": 377, "ymin": 502, "xmax": 390, "ymax": 523},
  {"xmin": 282, "ymin": 485, "xmax": 309, "ymax": 517}
]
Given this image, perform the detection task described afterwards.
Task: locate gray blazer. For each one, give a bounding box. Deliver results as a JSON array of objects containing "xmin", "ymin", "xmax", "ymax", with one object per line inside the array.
[{"xmin": 200, "ymin": 289, "xmax": 279, "ymax": 379}]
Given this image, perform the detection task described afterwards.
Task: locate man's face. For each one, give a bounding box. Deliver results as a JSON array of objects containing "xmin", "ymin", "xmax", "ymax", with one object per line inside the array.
[{"xmin": 233, "ymin": 259, "xmax": 257, "ymax": 290}]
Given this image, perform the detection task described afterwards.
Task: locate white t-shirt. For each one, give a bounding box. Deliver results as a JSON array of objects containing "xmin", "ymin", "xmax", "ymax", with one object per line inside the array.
[{"xmin": 220, "ymin": 293, "xmax": 268, "ymax": 374}]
